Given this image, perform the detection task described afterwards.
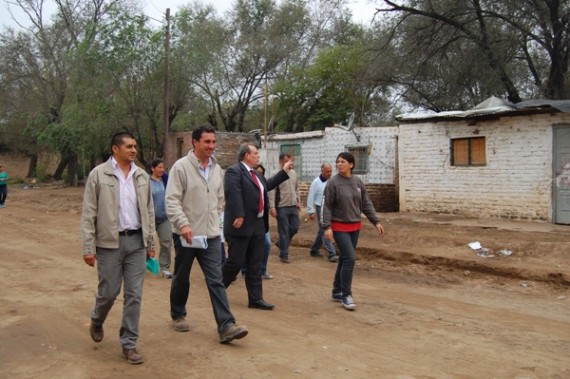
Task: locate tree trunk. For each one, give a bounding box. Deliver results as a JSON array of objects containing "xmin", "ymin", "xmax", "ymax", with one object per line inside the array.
[
  {"xmin": 66, "ymin": 154, "xmax": 78, "ymax": 186},
  {"xmin": 54, "ymin": 158, "xmax": 67, "ymax": 180},
  {"xmin": 26, "ymin": 154, "xmax": 38, "ymax": 178}
]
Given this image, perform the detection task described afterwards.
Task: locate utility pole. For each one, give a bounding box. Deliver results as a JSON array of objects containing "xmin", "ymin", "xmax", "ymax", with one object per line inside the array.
[
  {"xmin": 263, "ymin": 76, "xmax": 268, "ymax": 149},
  {"xmin": 162, "ymin": 8, "xmax": 171, "ymax": 161}
]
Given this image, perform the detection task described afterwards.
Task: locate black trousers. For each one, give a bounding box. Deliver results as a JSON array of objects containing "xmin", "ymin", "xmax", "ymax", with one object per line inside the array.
[{"xmin": 222, "ymin": 218, "xmax": 266, "ymax": 303}]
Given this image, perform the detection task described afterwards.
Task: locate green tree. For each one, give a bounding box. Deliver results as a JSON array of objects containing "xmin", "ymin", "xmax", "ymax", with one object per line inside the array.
[
  {"xmin": 377, "ymin": 0, "xmax": 570, "ymax": 106},
  {"xmin": 86, "ymin": 9, "xmax": 166, "ymax": 165}
]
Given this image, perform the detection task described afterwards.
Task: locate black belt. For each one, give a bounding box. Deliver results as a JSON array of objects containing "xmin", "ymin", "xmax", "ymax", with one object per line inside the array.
[{"xmin": 119, "ymin": 228, "xmax": 142, "ymax": 236}]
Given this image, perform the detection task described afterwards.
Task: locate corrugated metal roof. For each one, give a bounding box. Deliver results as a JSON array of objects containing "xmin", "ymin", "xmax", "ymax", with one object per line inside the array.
[
  {"xmin": 267, "ymin": 130, "xmax": 326, "ymax": 140},
  {"xmin": 397, "ymin": 97, "xmax": 570, "ymax": 122}
]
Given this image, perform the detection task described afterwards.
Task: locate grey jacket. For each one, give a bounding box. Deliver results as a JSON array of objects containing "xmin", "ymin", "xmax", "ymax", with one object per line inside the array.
[
  {"xmin": 81, "ymin": 158, "xmax": 155, "ymax": 255},
  {"xmin": 322, "ymin": 174, "xmax": 379, "ymax": 229}
]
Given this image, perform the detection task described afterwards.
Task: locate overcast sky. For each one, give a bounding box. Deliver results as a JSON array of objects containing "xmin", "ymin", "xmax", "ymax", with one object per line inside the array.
[{"xmin": 1, "ymin": 0, "xmax": 379, "ymax": 30}]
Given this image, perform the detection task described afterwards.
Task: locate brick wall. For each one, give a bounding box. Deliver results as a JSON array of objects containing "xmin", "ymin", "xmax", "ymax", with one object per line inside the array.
[
  {"xmin": 298, "ymin": 181, "xmax": 398, "ymax": 212},
  {"xmin": 263, "ymin": 125, "xmax": 400, "ymax": 213},
  {"xmin": 398, "ymin": 113, "xmax": 570, "ymax": 220},
  {"xmin": 165, "ymin": 131, "xmax": 257, "ymax": 169}
]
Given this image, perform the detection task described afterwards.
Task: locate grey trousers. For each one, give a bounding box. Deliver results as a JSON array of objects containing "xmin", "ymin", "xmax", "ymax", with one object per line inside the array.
[
  {"xmin": 91, "ymin": 234, "xmax": 146, "ymax": 349},
  {"xmin": 156, "ymin": 219, "xmax": 172, "ymax": 271}
]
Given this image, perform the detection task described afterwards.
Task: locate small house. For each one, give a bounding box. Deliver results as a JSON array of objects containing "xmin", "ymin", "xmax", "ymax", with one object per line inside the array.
[{"xmin": 397, "ymin": 97, "xmax": 570, "ymax": 224}]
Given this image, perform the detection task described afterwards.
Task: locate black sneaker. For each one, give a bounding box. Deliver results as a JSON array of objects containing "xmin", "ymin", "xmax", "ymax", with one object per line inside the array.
[
  {"xmin": 331, "ymin": 292, "xmax": 342, "ymax": 302},
  {"xmin": 342, "ymin": 295, "xmax": 357, "ymax": 310},
  {"xmin": 310, "ymin": 251, "xmax": 324, "ymax": 258}
]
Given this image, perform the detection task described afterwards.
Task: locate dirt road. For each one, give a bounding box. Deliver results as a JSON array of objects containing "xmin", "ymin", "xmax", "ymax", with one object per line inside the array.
[{"xmin": 0, "ymin": 184, "xmax": 568, "ymax": 378}]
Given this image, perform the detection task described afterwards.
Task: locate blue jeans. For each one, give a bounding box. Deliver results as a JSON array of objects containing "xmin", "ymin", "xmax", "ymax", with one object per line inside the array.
[
  {"xmin": 276, "ymin": 206, "xmax": 300, "ymax": 259},
  {"xmin": 170, "ymin": 235, "xmax": 235, "ymax": 334},
  {"xmin": 262, "ymin": 232, "xmax": 271, "ymax": 272},
  {"xmin": 332, "ymin": 230, "xmax": 359, "ymax": 297},
  {"xmin": 309, "ymin": 205, "xmax": 336, "ymax": 257}
]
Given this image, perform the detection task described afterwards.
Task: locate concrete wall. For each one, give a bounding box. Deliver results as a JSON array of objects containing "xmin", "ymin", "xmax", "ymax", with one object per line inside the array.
[{"xmin": 398, "ymin": 113, "xmax": 570, "ymax": 221}]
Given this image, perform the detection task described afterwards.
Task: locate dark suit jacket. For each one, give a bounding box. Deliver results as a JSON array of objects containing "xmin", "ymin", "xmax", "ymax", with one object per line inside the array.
[{"xmin": 224, "ymin": 162, "xmax": 289, "ymax": 237}]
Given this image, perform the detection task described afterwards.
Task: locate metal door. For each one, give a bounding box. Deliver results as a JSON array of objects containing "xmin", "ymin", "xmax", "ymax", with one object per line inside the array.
[{"xmin": 554, "ymin": 126, "xmax": 570, "ymax": 224}]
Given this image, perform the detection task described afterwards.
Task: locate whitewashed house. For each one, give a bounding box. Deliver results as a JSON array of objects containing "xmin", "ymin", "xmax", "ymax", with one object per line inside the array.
[
  {"xmin": 397, "ymin": 97, "xmax": 570, "ymax": 224},
  {"xmin": 260, "ymin": 125, "xmax": 399, "ymax": 211}
]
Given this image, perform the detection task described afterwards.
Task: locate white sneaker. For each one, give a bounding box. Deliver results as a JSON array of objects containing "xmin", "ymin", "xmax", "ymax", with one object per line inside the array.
[
  {"xmin": 161, "ymin": 270, "xmax": 173, "ymax": 279},
  {"xmin": 342, "ymin": 295, "xmax": 357, "ymax": 310}
]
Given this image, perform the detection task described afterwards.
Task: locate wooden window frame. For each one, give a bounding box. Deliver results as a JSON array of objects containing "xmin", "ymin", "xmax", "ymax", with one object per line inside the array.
[
  {"xmin": 346, "ymin": 145, "xmax": 369, "ymax": 174},
  {"xmin": 450, "ymin": 137, "xmax": 486, "ymax": 166}
]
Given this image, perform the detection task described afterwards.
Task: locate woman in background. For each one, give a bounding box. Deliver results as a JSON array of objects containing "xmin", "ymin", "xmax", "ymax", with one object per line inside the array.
[{"xmin": 149, "ymin": 159, "xmax": 173, "ymax": 278}]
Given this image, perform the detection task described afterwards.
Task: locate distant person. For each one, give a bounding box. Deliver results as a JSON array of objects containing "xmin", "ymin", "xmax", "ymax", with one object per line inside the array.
[
  {"xmin": 0, "ymin": 163, "xmax": 8, "ymax": 208},
  {"xmin": 166, "ymin": 126, "xmax": 248, "ymax": 343},
  {"xmin": 322, "ymin": 152, "xmax": 384, "ymax": 311},
  {"xmin": 149, "ymin": 158, "xmax": 173, "ymax": 279},
  {"xmin": 256, "ymin": 164, "xmax": 274, "ymax": 279},
  {"xmin": 268, "ymin": 153, "xmax": 300, "ymax": 263},
  {"xmin": 307, "ymin": 162, "xmax": 338, "ymax": 262},
  {"xmin": 241, "ymin": 163, "xmax": 273, "ymax": 279},
  {"xmin": 222, "ymin": 143, "xmax": 292, "ymax": 310},
  {"xmin": 81, "ymin": 132, "xmax": 156, "ymax": 364},
  {"xmin": 220, "ymin": 210, "xmax": 227, "ymax": 264}
]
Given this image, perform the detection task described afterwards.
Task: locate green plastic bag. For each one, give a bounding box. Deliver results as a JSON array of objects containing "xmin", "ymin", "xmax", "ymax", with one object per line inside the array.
[{"xmin": 146, "ymin": 257, "xmax": 160, "ymax": 275}]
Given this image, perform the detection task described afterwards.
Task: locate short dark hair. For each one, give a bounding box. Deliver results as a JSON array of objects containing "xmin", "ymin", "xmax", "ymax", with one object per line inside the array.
[
  {"xmin": 149, "ymin": 158, "xmax": 164, "ymax": 172},
  {"xmin": 255, "ymin": 163, "xmax": 265, "ymax": 175},
  {"xmin": 279, "ymin": 152, "xmax": 291, "ymax": 161},
  {"xmin": 192, "ymin": 125, "xmax": 216, "ymax": 144},
  {"xmin": 111, "ymin": 132, "xmax": 135, "ymax": 151},
  {"xmin": 336, "ymin": 151, "xmax": 355, "ymax": 172}
]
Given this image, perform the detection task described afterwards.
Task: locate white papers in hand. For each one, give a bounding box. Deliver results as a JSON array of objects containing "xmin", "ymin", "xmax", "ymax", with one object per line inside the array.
[{"xmin": 180, "ymin": 236, "xmax": 208, "ymax": 249}]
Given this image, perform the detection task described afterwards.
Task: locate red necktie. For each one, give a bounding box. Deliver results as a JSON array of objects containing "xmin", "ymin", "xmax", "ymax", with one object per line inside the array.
[{"xmin": 250, "ymin": 170, "xmax": 264, "ymax": 214}]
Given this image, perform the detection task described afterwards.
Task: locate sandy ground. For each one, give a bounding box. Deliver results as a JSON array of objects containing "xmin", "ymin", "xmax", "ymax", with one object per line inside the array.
[{"xmin": 0, "ymin": 176, "xmax": 569, "ymax": 378}]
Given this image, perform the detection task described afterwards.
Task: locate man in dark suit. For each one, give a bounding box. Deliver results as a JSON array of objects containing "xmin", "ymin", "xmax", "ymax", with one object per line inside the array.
[{"xmin": 222, "ymin": 143, "xmax": 292, "ymax": 310}]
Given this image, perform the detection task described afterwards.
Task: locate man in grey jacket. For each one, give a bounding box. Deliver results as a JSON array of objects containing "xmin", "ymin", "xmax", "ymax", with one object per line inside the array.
[
  {"xmin": 81, "ymin": 132, "xmax": 155, "ymax": 364},
  {"xmin": 166, "ymin": 125, "xmax": 248, "ymax": 343}
]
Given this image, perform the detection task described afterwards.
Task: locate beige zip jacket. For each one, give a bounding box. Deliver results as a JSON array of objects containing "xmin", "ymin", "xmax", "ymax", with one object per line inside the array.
[
  {"xmin": 165, "ymin": 151, "xmax": 224, "ymax": 238},
  {"xmin": 81, "ymin": 158, "xmax": 155, "ymax": 255}
]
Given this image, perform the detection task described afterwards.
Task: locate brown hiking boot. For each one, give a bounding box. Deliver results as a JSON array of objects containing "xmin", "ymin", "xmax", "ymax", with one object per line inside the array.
[
  {"xmin": 122, "ymin": 348, "xmax": 144, "ymax": 365},
  {"xmin": 172, "ymin": 317, "xmax": 190, "ymax": 332},
  {"xmin": 89, "ymin": 321, "xmax": 103, "ymax": 343},
  {"xmin": 219, "ymin": 324, "xmax": 248, "ymax": 344}
]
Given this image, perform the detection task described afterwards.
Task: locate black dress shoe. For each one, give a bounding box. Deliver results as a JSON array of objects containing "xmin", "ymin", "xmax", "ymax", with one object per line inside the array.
[{"xmin": 248, "ymin": 299, "xmax": 275, "ymax": 310}]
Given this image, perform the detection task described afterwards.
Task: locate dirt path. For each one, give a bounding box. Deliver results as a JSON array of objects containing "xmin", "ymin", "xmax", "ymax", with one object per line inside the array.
[{"xmin": 0, "ymin": 185, "xmax": 569, "ymax": 378}]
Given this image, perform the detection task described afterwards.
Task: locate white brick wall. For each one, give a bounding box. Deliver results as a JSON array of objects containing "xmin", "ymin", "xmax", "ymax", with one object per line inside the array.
[
  {"xmin": 261, "ymin": 126, "xmax": 398, "ymax": 184},
  {"xmin": 399, "ymin": 113, "xmax": 570, "ymax": 221}
]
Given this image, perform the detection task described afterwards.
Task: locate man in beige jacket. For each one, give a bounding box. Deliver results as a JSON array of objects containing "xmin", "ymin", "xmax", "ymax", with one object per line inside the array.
[
  {"xmin": 81, "ymin": 132, "xmax": 155, "ymax": 364},
  {"xmin": 165, "ymin": 125, "xmax": 248, "ymax": 344}
]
